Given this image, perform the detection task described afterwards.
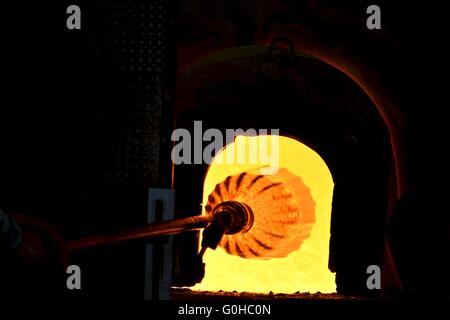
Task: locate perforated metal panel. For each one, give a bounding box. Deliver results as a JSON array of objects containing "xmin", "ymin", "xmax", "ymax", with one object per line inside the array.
[
  {"xmin": 69, "ymin": 0, "xmax": 174, "ymax": 188},
  {"xmin": 62, "ymin": 0, "xmax": 176, "ymax": 298}
]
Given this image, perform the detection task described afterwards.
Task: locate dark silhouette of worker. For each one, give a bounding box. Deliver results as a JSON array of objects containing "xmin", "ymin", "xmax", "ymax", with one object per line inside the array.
[
  {"xmin": 387, "ymin": 186, "xmax": 450, "ymax": 298},
  {"xmin": 0, "ymin": 208, "xmax": 68, "ymax": 298}
]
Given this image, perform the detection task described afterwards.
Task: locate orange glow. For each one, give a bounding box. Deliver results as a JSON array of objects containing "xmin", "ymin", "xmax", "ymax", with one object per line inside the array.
[{"xmin": 193, "ymin": 135, "xmax": 336, "ymax": 293}]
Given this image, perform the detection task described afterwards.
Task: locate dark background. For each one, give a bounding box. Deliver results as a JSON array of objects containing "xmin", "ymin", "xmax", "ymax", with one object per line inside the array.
[{"xmin": 1, "ymin": 1, "xmax": 448, "ymax": 299}]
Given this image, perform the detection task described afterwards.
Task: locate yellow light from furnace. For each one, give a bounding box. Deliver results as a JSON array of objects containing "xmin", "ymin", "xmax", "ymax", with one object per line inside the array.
[{"xmin": 193, "ymin": 135, "xmax": 336, "ymax": 293}]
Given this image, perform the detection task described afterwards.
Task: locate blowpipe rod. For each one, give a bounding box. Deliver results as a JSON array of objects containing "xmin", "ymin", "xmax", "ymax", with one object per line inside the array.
[{"xmin": 67, "ymin": 215, "xmax": 213, "ymax": 251}]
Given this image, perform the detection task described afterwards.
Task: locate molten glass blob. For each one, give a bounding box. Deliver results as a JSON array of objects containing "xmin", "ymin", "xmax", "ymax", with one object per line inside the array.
[
  {"xmin": 193, "ymin": 135, "xmax": 336, "ymax": 293},
  {"xmin": 204, "ymin": 168, "xmax": 316, "ymax": 259}
]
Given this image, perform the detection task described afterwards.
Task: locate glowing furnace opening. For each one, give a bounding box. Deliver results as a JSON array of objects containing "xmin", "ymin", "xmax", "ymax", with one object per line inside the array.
[{"xmin": 193, "ymin": 135, "xmax": 336, "ymax": 293}]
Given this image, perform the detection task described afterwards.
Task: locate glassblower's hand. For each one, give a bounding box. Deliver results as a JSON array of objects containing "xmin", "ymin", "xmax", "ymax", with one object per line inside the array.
[{"xmin": 12, "ymin": 213, "xmax": 69, "ymax": 270}]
